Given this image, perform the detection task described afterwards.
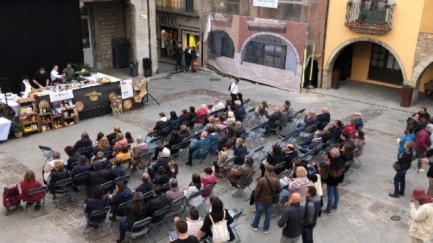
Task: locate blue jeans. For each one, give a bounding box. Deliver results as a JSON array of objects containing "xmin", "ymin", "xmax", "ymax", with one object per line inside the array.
[
  {"xmin": 302, "ymin": 225, "xmax": 314, "ymax": 243},
  {"xmin": 326, "ymin": 185, "xmax": 339, "ymax": 212},
  {"xmin": 119, "ymin": 219, "xmax": 127, "ymax": 241},
  {"xmin": 251, "ymin": 201, "xmax": 273, "ymax": 231},
  {"xmin": 393, "ymin": 170, "xmax": 406, "ymax": 195}
]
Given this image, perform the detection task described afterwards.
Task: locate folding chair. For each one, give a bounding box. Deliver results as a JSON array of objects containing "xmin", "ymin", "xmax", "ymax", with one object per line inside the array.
[
  {"xmin": 161, "ymin": 183, "xmax": 170, "ymax": 192},
  {"xmin": 164, "ymin": 196, "xmax": 186, "ymax": 228},
  {"xmin": 144, "ymin": 131, "xmax": 158, "ymax": 143},
  {"xmin": 244, "ymin": 108, "xmax": 256, "ymax": 123},
  {"xmin": 192, "ymin": 147, "xmax": 210, "ymax": 166},
  {"xmin": 25, "ymin": 185, "xmax": 47, "ymax": 212},
  {"xmin": 181, "ymin": 190, "xmax": 203, "ymax": 215},
  {"xmin": 53, "ymin": 178, "xmax": 74, "ymax": 208},
  {"xmin": 120, "ymin": 158, "xmax": 133, "ymax": 173},
  {"xmin": 159, "ymin": 126, "xmax": 172, "ymax": 139},
  {"xmin": 72, "ymin": 171, "xmax": 90, "ymax": 192},
  {"xmin": 142, "ymin": 190, "xmax": 154, "ymax": 203},
  {"xmin": 148, "ymin": 137, "xmax": 164, "ymax": 151},
  {"xmin": 230, "ymin": 210, "xmax": 244, "ymax": 243},
  {"xmin": 83, "ymin": 206, "xmax": 110, "ymax": 233},
  {"xmin": 136, "ymin": 152, "xmax": 152, "ymax": 174},
  {"xmin": 114, "ymin": 175, "xmax": 131, "ymax": 185},
  {"xmin": 110, "ymin": 200, "xmax": 132, "ymax": 226},
  {"xmin": 226, "ymin": 137, "xmax": 237, "ymax": 149},
  {"xmin": 78, "ymin": 146, "xmax": 94, "ymax": 159},
  {"xmin": 246, "ymin": 125, "xmax": 266, "ymax": 146},
  {"xmin": 193, "ymin": 114, "xmax": 207, "ymax": 132},
  {"xmin": 39, "ymin": 145, "xmax": 53, "ymax": 163},
  {"xmin": 232, "ymin": 170, "xmax": 256, "ymax": 201},
  {"xmin": 268, "ymin": 120, "xmax": 282, "ymax": 136},
  {"xmin": 201, "ymin": 182, "xmax": 217, "ymax": 205},
  {"xmin": 343, "ymin": 159, "xmax": 355, "ymax": 186},
  {"xmin": 179, "ymin": 139, "xmax": 192, "ymax": 156},
  {"xmin": 249, "ymin": 145, "xmax": 265, "ymax": 165},
  {"xmin": 125, "ymin": 217, "xmax": 153, "ymax": 243},
  {"xmin": 100, "ymin": 181, "xmax": 114, "ymax": 198},
  {"xmin": 353, "ymin": 150, "xmax": 363, "ymax": 168},
  {"xmin": 170, "ymin": 143, "xmax": 182, "ymax": 158},
  {"xmin": 242, "ymin": 98, "xmax": 250, "ymax": 109},
  {"xmin": 149, "ymin": 206, "xmax": 170, "ymax": 241},
  {"xmin": 288, "ymin": 108, "xmax": 306, "ymax": 129}
]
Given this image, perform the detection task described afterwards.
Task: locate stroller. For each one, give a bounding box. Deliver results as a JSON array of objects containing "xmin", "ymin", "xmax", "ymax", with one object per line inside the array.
[{"xmin": 3, "ymin": 184, "xmax": 23, "ymax": 215}]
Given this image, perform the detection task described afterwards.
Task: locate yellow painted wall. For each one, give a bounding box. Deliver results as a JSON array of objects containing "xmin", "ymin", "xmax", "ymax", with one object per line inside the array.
[
  {"xmin": 420, "ymin": 0, "xmax": 433, "ymax": 33},
  {"xmin": 350, "ymin": 42, "xmax": 371, "ymax": 82},
  {"xmin": 324, "ymin": 0, "xmax": 425, "ymax": 83},
  {"xmin": 419, "ymin": 63, "xmax": 433, "ymax": 92}
]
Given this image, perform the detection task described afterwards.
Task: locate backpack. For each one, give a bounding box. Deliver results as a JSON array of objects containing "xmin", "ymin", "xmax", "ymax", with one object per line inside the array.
[{"xmin": 209, "ymin": 210, "xmax": 230, "ymax": 243}]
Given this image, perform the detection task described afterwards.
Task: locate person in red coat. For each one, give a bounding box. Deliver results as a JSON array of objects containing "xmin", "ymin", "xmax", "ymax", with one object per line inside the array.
[
  {"xmin": 200, "ymin": 167, "xmax": 216, "ymax": 197},
  {"xmin": 195, "ymin": 104, "xmax": 208, "ymax": 124},
  {"xmin": 414, "ymin": 124, "xmax": 433, "ymax": 173},
  {"xmin": 20, "ymin": 170, "xmax": 45, "ymax": 210},
  {"xmin": 342, "ymin": 120, "xmax": 356, "ymax": 140}
]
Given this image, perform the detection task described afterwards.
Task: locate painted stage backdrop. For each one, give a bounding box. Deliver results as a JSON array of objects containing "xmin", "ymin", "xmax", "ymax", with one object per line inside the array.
[{"xmin": 206, "ymin": 15, "xmax": 307, "ymax": 92}]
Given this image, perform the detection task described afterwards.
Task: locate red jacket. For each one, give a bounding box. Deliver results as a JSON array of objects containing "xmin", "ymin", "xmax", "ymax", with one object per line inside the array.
[
  {"xmin": 415, "ymin": 129, "xmax": 431, "ymax": 152},
  {"xmin": 201, "ymin": 175, "xmax": 216, "ymax": 197},
  {"xmin": 195, "ymin": 109, "xmax": 208, "ymax": 123},
  {"xmin": 343, "ymin": 125, "xmax": 356, "ymax": 139},
  {"xmin": 20, "ymin": 180, "xmax": 44, "ymax": 202}
]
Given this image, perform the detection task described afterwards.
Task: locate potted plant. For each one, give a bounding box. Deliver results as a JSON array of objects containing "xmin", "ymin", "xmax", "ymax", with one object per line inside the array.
[
  {"xmin": 12, "ymin": 120, "xmax": 23, "ymax": 138},
  {"xmin": 400, "ymin": 83, "xmax": 414, "ymax": 107}
]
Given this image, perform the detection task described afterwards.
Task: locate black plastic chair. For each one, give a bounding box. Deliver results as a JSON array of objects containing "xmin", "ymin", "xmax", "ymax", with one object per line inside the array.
[
  {"xmin": 125, "ymin": 217, "xmax": 153, "ymax": 243},
  {"xmin": 201, "ymin": 182, "xmax": 217, "ymax": 206},
  {"xmin": 78, "ymin": 146, "xmax": 94, "ymax": 159},
  {"xmin": 232, "ymin": 170, "xmax": 256, "ymax": 201},
  {"xmin": 25, "ymin": 185, "xmax": 47, "ymax": 212},
  {"xmin": 182, "ymin": 190, "xmax": 203, "ymax": 215},
  {"xmin": 83, "ymin": 206, "xmax": 110, "ymax": 233},
  {"xmin": 149, "ymin": 206, "xmax": 170, "ymax": 241},
  {"xmin": 53, "ymin": 178, "xmax": 74, "ymax": 208},
  {"xmin": 230, "ymin": 210, "xmax": 244, "ymax": 243},
  {"xmin": 100, "ymin": 181, "xmax": 114, "ymax": 198},
  {"xmin": 110, "ymin": 200, "xmax": 132, "ymax": 226},
  {"xmin": 165, "ymin": 196, "xmax": 186, "ymax": 226},
  {"xmin": 142, "ymin": 190, "xmax": 154, "ymax": 204},
  {"xmin": 192, "ymin": 147, "xmax": 210, "ymax": 166},
  {"xmin": 114, "ymin": 175, "xmax": 131, "ymax": 185},
  {"xmin": 72, "ymin": 171, "xmax": 90, "ymax": 191}
]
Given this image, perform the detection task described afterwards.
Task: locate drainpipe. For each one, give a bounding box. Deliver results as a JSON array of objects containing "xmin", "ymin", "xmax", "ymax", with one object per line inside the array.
[
  {"xmin": 146, "ymin": 0, "xmax": 152, "ymax": 59},
  {"xmin": 319, "ymin": 0, "xmax": 330, "ymax": 88}
]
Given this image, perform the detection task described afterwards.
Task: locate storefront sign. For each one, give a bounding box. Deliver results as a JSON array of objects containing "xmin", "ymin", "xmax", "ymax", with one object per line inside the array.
[
  {"xmin": 253, "ymin": 0, "xmax": 278, "ymax": 9},
  {"xmin": 159, "ymin": 14, "xmax": 178, "ymax": 28},
  {"xmin": 49, "ymin": 89, "xmax": 74, "ymax": 102}
]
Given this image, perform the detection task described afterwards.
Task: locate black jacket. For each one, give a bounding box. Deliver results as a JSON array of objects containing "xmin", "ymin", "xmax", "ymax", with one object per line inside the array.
[
  {"xmin": 234, "ymin": 145, "xmax": 248, "ymax": 165},
  {"xmin": 146, "ymin": 194, "xmax": 169, "ymax": 223},
  {"xmin": 124, "ymin": 202, "xmax": 147, "ymax": 230},
  {"xmin": 135, "ymin": 180, "xmax": 154, "ymax": 195},
  {"xmin": 234, "ymin": 127, "xmax": 246, "ymax": 138},
  {"xmin": 154, "ymin": 120, "xmax": 171, "ymax": 137},
  {"xmin": 316, "ymin": 113, "xmax": 330, "ymax": 130},
  {"xmin": 84, "ymin": 197, "xmax": 108, "ymax": 216},
  {"xmin": 88, "ymin": 168, "xmax": 112, "ymax": 188},
  {"xmin": 264, "ymin": 111, "xmax": 282, "ymax": 129},
  {"xmin": 397, "ymin": 150, "xmax": 414, "ymax": 171},
  {"xmin": 277, "ymin": 203, "xmax": 305, "ymax": 238},
  {"xmin": 50, "ymin": 170, "xmax": 69, "ymax": 188}
]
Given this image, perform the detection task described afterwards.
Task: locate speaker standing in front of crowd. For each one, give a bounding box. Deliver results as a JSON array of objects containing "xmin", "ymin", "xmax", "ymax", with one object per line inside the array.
[{"xmin": 229, "ymin": 77, "xmax": 239, "ymax": 104}]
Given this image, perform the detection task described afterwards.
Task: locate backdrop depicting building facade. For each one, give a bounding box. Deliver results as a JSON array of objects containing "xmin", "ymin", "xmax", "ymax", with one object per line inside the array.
[
  {"xmin": 80, "ymin": 0, "xmax": 158, "ymax": 76},
  {"xmin": 322, "ymin": 0, "xmax": 433, "ymax": 105},
  {"xmin": 204, "ymin": 0, "xmax": 328, "ymax": 92}
]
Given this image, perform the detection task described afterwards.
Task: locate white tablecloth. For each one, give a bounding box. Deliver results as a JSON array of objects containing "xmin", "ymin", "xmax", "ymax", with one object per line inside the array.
[{"xmin": 0, "ymin": 117, "xmax": 12, "ymax": 141}]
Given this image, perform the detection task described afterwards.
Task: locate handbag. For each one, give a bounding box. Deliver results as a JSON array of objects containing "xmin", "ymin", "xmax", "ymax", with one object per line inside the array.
[
  {"xmin": 209, "ymin": 210, "xmax": 230, "ymax": 243},
  {"xmin": 265, "ymin": 176, "xmax": 279, "ymax": 204},
  {"xmin": 392, "ymin": 161, "xmax": 401, "ymax": 171}
]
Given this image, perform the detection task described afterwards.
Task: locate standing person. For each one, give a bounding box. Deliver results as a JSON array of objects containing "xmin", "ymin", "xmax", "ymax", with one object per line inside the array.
[
  {"xmin": 191, "ymin": 46, "xmax": 198, "ymax": 72},
  {"xmin": 175, "ymin": 42, "xmax": 183, "ymax": 71},
  {"xmin": 229, "ymin": 77, "xmax": 239, "ymax": 104},
  {"xmin": 418, "ymin": 107, "xmax": 431, "ymax": 122},
  {"xmin": 421, "ymin": 157, "xmax": 433, "ymax": 196},
  {"xmin": 389, "ymin": 141, "xmax": 414, "ymax": 198},
  {"xmin": 62, "ymin": 62, "xmax": 75, "ymax": 81},
  {"xmin": 277, "ymin": 193, "xmax": 305, "ymax": 243},
  {"xmin": 324, "ymin": 148, "xmax": 345, "ymax": 215},
  {"xmin": 32, "ymin": 67, "xmax": 50, "ymax": 88},
  {"xmin": 398, "ymin": 126, "xmax": 416, "ymax": 155},
  {"xmin": 50, "ymin": 64, "xmax": 63, "ymax": 84},
  {"xmin": 184, "ymin": 46, "xmax": 192, "ymax": 72},
  {"xmin": 251, "ymin": 165, "xmax": 281, "ymax": 234},
  {"xmin": 409, "ymin": 197, "xmax": 433, "ymax": 243},
  {"xmin": 197, "ymin": 197, "xmax": 235, "ymax": 241},
  {"xmin": 302, "ymin": 186, "xmax": 321, "ymax": 243},
  {"xmin": 414, "ymin": 124, "xmax": 433, "ymax": 173},
  {"xmin": 353, "ymin": 112, "xmax": 364, "ymax": 130}
]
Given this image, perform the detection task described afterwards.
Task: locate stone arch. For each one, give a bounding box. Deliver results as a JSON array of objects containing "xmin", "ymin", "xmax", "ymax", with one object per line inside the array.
[
  {"xmin": 208, "ymin": 28, "xmax": 236, "ymax": 58},
  {"xmin": 240, "ymin": 32, "xmax": 300, "ymax": 73},
  {"xmin": 412, "ymin": 56, "xmax": 433, "ymax": 86},
  {"xmin": 323, "ymin": 37, "xmax": 407, "ymax": 88}
]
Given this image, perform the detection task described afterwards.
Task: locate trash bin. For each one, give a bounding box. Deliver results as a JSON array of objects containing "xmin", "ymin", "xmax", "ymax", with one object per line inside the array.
[
  {"xmin": 331, "ymin": 70, "xmax": 340, "ymax": 89},
  {"xmin": 142, "ymin": 58, "xmax": 152, "ymax": 78}
]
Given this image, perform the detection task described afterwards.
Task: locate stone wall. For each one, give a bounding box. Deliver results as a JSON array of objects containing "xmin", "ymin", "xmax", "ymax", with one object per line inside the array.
[
  {"xmin": 91, "ymin": 2, "xmax": 126, "ymax": 69},
  {"xmin": 414, "ymin": 32, "xmax": 433, "ymax": 67}
]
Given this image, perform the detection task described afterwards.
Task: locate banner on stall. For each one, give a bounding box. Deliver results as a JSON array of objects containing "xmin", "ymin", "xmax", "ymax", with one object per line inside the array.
[
  {"xmin": 120, "ymin": 79, "xmax": 134, "ymax": 99},
  {"xmin": 253, "ymin": 0, "xmax": 278, "ymax": 8},
  {"xmin": 49, "ymin": 89, "xmax": 74, "ymax": 102}
]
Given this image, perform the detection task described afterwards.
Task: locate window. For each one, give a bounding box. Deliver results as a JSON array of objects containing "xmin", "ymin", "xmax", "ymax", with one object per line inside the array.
[
  {"xmin": 244, "ymin": 41, "xmax": 287, "ymax": 69},
  {"xmin": 212, "ymin": 0, "xmax": 240, "ymax": 15},
  {"xmin": 221, "ymin": 37, "xmax": 235, "ymax": 58},
  {"xmin": 368, "ymin": 43, "xmax": 403, "ymax": 84}
]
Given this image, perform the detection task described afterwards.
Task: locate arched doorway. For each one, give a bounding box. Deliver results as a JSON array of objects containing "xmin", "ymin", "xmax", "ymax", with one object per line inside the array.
[
  {"xmin": 325, "ymin": 38, "xmax": 406, "ymax": 88},
  {"xmin": 303, "ymin": 58, "xmax": 319, "ymax": 88},
  {"xmin": 208, "ymin": 30, "xmax": 235, "ymax": 58},
  {"xmin": 412, "ymin": 56, "xmax": 433, "ymax": 99},
  {"xmin": 240, "ymin": 33, "xmax": 299, "ymax": 73}
]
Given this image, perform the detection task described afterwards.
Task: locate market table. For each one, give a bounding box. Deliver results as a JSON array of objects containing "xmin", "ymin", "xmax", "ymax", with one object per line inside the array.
[{"xmin": 0, "ymin": 117, "xmax": 11, "ymax": 141}]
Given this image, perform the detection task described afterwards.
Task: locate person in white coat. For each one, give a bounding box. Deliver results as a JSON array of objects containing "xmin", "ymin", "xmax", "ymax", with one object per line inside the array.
[{"xmin": 409, "ymin": 200, "xmax": 433, "ymax": 243}]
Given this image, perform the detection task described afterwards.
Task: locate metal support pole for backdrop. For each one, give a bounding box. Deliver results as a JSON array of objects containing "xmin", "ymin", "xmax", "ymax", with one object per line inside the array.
[{"xmin": 309, "ymin": 43, "xmax": 315, "ymax": 82}]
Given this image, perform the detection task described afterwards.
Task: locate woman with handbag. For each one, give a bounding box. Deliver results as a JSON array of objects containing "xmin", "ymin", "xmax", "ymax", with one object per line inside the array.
[
  {"xmin": 389, "ymin": 141, "xmax": 414, "ymax": 198},
  {"xmin": 197, "ymin": 197, "xmax": 235, "ymax": 242}
]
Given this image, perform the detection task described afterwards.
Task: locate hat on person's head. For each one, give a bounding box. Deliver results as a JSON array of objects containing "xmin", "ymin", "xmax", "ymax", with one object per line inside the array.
[
  {"xmin": 412, "ymin": 187, "xmax": 427, "ymax": 200},
  {"xmin": 159, "ymin": 112, "xmax": 165, "ymax": 117},
  {"xmin": 427, "ymin": 124, "xmax": 433, "ymax": 131},
  {"xmin": 234, "ymin": 100, "xmax": 241, "ymax": 105},
  {"xmin": 354, "ymin": 112, "xmax": 362, "ymax": 117}
]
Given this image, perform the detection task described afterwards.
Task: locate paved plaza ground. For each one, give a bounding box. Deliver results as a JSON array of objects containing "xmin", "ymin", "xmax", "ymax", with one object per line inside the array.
[{"xmin": 0, "ymin": 62, "xmax": 431, "ymax": 243}]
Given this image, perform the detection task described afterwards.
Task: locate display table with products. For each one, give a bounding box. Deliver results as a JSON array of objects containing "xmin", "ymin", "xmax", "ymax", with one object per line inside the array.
[{"xmin": 0, "ymin": 117, "xmax": 11, "ymax": 141}]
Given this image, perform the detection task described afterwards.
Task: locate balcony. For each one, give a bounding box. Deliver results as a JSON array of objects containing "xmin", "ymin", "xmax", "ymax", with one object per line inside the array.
[
  {"xmin": 156, "ymin": 0, "xmax": 198, "ymax": 17},
  {"xmin": 345, "ymin": 0, "xmax": 396, "ymax": 35}
]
